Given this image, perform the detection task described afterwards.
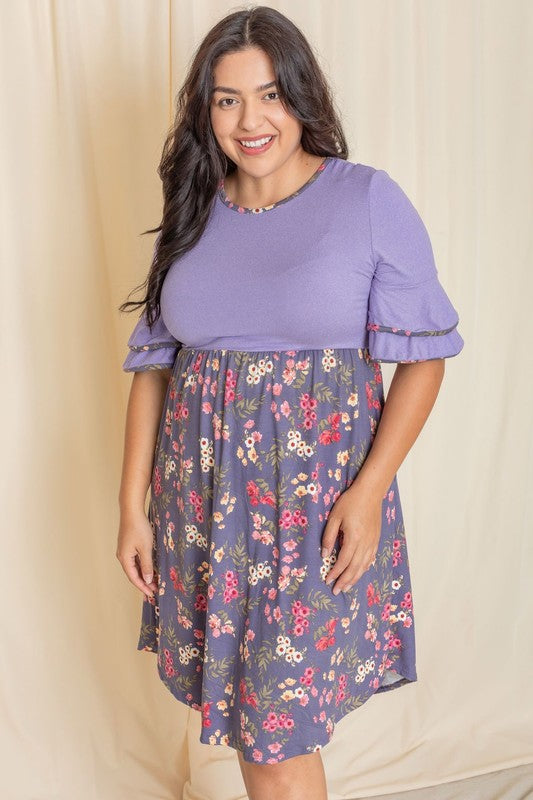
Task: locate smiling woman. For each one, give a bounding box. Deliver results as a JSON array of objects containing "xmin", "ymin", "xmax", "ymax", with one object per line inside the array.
[
  {"xmin": 210, "ymin": 48, "xmax": 326, "ymax": 209},
  {"xmin": 117, "ymin": 4, "xmax": 464, "ymax": 795}
]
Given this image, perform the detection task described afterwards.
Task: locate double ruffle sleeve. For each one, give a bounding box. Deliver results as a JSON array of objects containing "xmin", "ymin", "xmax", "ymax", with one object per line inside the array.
[
  {"xmin": 122, "ymin": 307, "xmax": 181, "ymax": 372},
  {"xmin": 366, "ymin": 169, "xmax": 464, "ymax": 363}
]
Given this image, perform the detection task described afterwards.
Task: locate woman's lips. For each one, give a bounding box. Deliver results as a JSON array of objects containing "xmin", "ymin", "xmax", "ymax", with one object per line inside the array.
[{"xmin": 236, "ymin": 136, "xmax": 275, "ymax": 155}]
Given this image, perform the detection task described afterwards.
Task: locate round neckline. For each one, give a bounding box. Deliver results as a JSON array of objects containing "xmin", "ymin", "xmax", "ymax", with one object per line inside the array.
[{"xmin": 217, "ymin": 156, "xmax": 333, "ymax": 215}]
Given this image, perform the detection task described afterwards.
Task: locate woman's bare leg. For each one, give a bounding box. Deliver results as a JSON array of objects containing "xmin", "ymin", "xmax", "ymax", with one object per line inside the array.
[{"xmin": 236, "ymin": 748, "xmax": 328, "ymax": 800}]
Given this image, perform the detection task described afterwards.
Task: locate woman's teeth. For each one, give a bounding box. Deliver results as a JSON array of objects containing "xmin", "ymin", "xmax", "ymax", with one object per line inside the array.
[{"xmin": 239, "ymin": 136, "xmax": 273, "ymax": 148}]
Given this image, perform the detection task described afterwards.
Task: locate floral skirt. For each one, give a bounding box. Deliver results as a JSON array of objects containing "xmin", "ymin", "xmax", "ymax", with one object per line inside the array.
[{"xmin": 138, "ymin": 346, "xmax": 417, "ymax": 763}]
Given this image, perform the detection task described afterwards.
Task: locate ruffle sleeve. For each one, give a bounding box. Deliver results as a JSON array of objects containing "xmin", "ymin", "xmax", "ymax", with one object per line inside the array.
[
  {"xmin": 122, "ymin": 307, "xmax": 181, "ymax": 372},
  {"xmin": 366, "ymin": 169, "xmax": 465, "ymax": 363}
]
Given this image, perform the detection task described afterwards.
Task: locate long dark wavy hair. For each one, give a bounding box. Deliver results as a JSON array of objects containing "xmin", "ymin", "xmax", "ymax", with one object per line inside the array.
[{"xmin": 118, "ymin": 4, "xmax": 349, "ymax": 327}]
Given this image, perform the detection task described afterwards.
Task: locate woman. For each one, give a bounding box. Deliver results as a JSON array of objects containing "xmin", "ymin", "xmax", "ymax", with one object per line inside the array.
[{"xmin": 117, "ymin": 6, "xmax": 464, "ymax": 799}]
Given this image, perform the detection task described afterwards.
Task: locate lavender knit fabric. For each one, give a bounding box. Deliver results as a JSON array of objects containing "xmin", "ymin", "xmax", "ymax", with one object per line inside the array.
[{"xmin": 122, "ymin": 157, "xmax": 464, "ymax": 763}]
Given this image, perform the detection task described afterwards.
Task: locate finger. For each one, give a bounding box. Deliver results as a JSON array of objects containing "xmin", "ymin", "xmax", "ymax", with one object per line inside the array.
[
  {"xmin": 321, "ymin": 514, "xmax": 342, "ymax": 558},
  {"xmin": 333, "ymin": 566, "xmax": 365, "ymax": 595},
  {"xmin": 120, "ymin": 551, "xmax": 155, "ymax": 598},
  {"xmin": 138, "ymin": 547, "xmax": 155, "ymax": 586},
  {"xmin": 325, "ymin": 541, "xmax": 358, "ymax": 585},
  {"xmin": 331, "ymin": 553, "xmax": 377, "ymax": 595}
]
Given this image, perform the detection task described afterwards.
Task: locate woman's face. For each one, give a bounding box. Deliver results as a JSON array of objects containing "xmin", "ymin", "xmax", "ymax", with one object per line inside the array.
[{"xmin": 210, "ymin": 47, "xmax": 304, "ymax": 176}]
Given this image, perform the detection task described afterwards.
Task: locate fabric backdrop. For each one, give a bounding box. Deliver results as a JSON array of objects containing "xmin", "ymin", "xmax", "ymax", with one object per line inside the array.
[{"xmin": 1, "ymin": 1, "xmax": 532, "ymax": 798}]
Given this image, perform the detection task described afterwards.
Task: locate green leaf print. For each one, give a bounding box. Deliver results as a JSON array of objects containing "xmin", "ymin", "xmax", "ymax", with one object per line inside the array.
[
  {"xmin": 162, "ymin": 620, "xmax": 180, "ymax": 651},
  {"xmin": 263, "ymin": 437, "xmax": 286, "ymax": 472},
  {"xmin": 180, "ymin": 563, "xmax": 202, "ymax": 594},
  {"xmin": 254, "ymin": 677, "xmax": 277, "ymax": 711},
  {"xmin": 342, "ymin": 641, "xmax": 361, "ymax": 670},
  {"xmin": 334, "ymin": 362, "xmax": 358, "ymax": 388},
  {"xmin": 205, "ymin": 655, "xmax": 233, "ymax": 681},
  {"xmin": 307, "ymin": 588, "xmax": 338, "ymax": 612},
  {"xmin": 256, "ymin": 638, "xmax": 277, "ymax": 676},
  {"xmin": 307, "ymin": 381, "xmax": 337, "ymax": 404},
  {"xmin": 138, "ymin": 621, "xmax": 157, "ymax": 648},
  {"xmin": 234, "ymin": 395, "xmax": 262, "ymax": 419}
]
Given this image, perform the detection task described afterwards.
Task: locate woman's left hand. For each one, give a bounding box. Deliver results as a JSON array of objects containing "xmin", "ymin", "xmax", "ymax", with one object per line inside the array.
[{"xmin": 321, "ymin": 481, "xmax": 383, "ymax": 595}]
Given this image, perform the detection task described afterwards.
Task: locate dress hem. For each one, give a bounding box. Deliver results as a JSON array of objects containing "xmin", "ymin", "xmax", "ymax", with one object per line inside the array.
[{"xmin": 137, "ymin": 644, "xmax": 417, "ymax": 763}]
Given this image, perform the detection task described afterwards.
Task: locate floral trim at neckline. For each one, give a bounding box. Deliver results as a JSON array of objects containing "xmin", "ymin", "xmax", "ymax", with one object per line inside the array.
[{"xmin": 217, "ymin": 156, "xmax": 333, "ymax": 215}]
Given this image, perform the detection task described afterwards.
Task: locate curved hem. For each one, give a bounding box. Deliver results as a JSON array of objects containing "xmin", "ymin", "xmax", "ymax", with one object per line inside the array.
[{"xmin": 137, "ymin": 644, "xmax": 417, "ymax": 763}]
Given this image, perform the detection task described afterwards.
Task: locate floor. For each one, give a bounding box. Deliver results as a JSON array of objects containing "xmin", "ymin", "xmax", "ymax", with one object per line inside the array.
[{"xmin": 355, "ymin": 763, "xmax": 533, "ymax": 800}]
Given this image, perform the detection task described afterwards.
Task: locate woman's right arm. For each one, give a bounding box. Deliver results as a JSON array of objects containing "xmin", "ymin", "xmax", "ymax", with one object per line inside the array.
[{"xmin": 116, "ymin": 369, "xmax": 171, "ymax": 598}]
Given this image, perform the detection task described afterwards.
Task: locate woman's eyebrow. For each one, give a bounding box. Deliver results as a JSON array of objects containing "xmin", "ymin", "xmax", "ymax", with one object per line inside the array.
[{"xmin": 212, "ymin": 80, "xmax": 277, "ymax": 95}]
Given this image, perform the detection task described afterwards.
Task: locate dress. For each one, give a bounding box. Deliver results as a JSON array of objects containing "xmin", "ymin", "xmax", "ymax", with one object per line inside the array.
[{"xmin": 122, "ymin": 156, "xmax": 464, "ymax": 764}]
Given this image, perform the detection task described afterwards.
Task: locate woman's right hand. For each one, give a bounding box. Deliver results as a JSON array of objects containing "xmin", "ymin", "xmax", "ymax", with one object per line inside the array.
[{"xmin": 116, "ymin": 510, "xmax": 157, "ymax": 599}]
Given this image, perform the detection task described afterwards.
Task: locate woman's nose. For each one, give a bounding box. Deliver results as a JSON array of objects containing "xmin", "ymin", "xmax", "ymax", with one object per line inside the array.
[{"xmin": 237, "ymin": 101, "xmax": 265, "ymax": 130}]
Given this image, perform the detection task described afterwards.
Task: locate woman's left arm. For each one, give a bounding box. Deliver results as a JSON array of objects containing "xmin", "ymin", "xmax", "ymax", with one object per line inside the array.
[
  {"xmin": 321, "ymin": 359, "xmax": 445, "ymax": 594},
  {"xmin": 353, "ymin": 358, "xmax": 445, "ymax": 497}
]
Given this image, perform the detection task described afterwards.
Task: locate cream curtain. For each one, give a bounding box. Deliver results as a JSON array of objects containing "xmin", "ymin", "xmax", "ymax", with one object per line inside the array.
[{"xmin": 1, "ymin": 1, "xmax": 532, "ymax": 798}]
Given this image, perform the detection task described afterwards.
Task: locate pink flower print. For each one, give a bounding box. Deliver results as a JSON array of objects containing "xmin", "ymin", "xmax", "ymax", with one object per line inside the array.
[
  {"xmin": 152, "ymin": 465, "xmax": 163, "ymax": 496},
  {"xmin": 262, "ymin": 712, "xmax": 279, "ymax": 732},
  {"xmin": 316, "ymin": 618, "xmax": 337, "ymax": 651},
  {"xmin": 193, "ymin": 628, "xmax": 205, "ymax": 643},
  {"xmin": 367, "ymin": 582, "xmax": 381, "ymax": 607},
  {"xmin": 272, "ymin": 382, "xmax": 283, "ymax": 396},
  {"xmin": 365, "ymin": 380, "xmax": 381, "ymax": 411},
  {"xmin": 300, "ymin": 392, "xmax": 318, "ymax": 411},
  {"xmin": 223, "ymin": 369, "xmax": 237, "ymax": 403},
  {"xmin": 246, "ymin": 480, "xmax": 261, "ymax": 505},
  {"xmin": 169, "ymin": 566, "xmax": 185, "ymax": 593},
  {"xmin": 279, "ymin": 508, "xmax": 294, "ymax": 529},
  {"xmin": 201, "ymin": 701, "xmax": 212, "ymax": 728},
  {"xmin": 392, "ymin": 538, "xmax": 403, "ymax": 566},
  {"xmin": 318, "ymin": 427, "xmax": 341, "ymax": 445},
  {"xmin": 282, "ymin": 361, "xmax": 297, "ymax": 384},
  {"xmin": 223, "ymin": 586, "xmax": 239, "ymax": 603},
  {"xmin": 280, "ymin": 400, "xmax": 291, "ymax": 417}
]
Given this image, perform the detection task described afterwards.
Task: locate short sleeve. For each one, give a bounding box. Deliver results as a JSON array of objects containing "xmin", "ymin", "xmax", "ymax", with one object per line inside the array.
[
  {"xmin": 366, "ymin": 169, "xmax": 464, "ymax": 363},
  {"xmin": 122, "ymin": 307, "xmax": 181, "ymax": 372}
]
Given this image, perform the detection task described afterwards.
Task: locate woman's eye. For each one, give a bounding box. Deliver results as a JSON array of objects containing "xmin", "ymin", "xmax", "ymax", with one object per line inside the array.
[{"xmin": 218, "ymin": 92, "xmax": 279, "ymax": 108}]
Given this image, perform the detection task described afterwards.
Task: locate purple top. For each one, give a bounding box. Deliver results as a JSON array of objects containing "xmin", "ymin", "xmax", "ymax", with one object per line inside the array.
[{"xmin": 122, "ymin": 156, "xmax": 464, "ymax": 371}]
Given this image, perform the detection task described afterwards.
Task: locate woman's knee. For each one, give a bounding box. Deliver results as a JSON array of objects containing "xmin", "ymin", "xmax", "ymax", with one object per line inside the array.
[{"xmin": 237, "ymin": 750, "xmax": 327, "ymax": 800}]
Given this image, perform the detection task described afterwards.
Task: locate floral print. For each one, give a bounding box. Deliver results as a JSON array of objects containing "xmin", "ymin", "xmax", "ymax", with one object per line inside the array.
[{"xmin": 138, "ymin": 345, "xmax": 417, "ymax": 763}]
